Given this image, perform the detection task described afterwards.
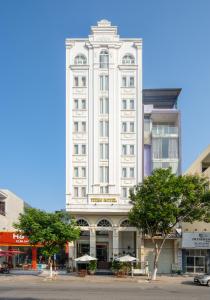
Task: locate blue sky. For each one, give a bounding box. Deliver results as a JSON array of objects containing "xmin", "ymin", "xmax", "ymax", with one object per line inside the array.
[{"xmin": 0, "ymin": 0, "xmax": 210, "ymax": 211}]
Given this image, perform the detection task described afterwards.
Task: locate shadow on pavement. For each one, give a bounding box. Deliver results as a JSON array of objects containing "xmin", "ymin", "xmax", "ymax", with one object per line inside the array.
[
  {"xmin": 0, "ymin": 298, "xmax": 39, "ymax": 300},
  {"xmin": 181, "ymin": 281, "xmax": 198, "ymax": 286}
]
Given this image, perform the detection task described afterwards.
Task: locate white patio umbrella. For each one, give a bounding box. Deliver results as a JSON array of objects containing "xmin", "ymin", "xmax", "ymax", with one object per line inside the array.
[
  {"xmin": 116, "ymin": 255, "xmax": 137, "ymax": 262},
  {"xmin": 74, "ymin": 254, "xmax": 97, "ymax": 262}
]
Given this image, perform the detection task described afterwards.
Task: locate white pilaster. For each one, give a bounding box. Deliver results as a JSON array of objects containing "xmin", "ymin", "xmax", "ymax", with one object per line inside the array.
[
  {"xmin": 113, "ymin": 228, "xmax": 119, "ymax": 257},
  {"xmin": 90, "ymin": 227, "xmax": 96, "ymax": 257}
]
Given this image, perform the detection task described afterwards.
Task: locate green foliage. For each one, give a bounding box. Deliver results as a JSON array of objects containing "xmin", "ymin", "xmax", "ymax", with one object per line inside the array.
[
  {"xmin": 129, "ymin": 168, "xmax": 210, "ymax": 238},
  {"xmin": 111, "ymin": 260, "xmax": 121, "ymax": 271},
  {"xmin": 14, "ymin": 208, "xmax": 80, "ymax": 258},
  {"xmin": 87, "ymin": 260, "xmax": 97, "ymax": 271}
]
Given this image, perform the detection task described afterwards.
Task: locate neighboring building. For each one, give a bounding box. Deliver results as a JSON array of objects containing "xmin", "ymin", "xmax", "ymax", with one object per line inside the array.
[
  {"xmin": 182, "ymin": 145, "xmax": 210, "ymax": 273},
  {"xmin": 143, "ymin": 88, "xmax": 181, "ymax": 176},
  {"xmin": 0, "ymin": 189, "xmax": 38, "ymax": 269},
  {"xmin": 142, "ymin": 89, "xmax": 182, "ymax": 274},
  {"xmin": 65, "ymin": 20, "xmax": 182, "ymax": 273},
  {"xmin": 0, "ymin": 189, "xmax": 27, "ymax": 231}
]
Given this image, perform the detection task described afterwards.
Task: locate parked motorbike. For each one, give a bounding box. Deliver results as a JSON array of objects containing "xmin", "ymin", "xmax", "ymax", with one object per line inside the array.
[{"xmin": 0, "ymin": 266, "xmax": 10, "ymax": 274}]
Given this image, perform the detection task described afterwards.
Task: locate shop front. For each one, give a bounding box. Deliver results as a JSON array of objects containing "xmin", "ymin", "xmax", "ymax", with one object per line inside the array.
[
  {"xmin": 182, "ymin": 232, "xmax": 210, "ymax": 273},
  {"xmin": 0, "ymin": 232, "xmax": 38, "ymax": 270}
]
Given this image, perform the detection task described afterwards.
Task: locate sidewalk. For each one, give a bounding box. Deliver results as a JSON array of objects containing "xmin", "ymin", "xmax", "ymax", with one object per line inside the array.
[{"xmin": 0, "ymin": 272, "xmax": 194, "ymax": 285}]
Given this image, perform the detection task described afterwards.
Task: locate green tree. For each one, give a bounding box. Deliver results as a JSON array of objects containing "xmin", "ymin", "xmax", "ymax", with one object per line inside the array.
[
  {"xmin": 14, "ymin": 208, "xmax": 80, "ymax": 278},
  {"xmin": 129, "ymin": 168, "xmax": 210, "ymax": 280}
]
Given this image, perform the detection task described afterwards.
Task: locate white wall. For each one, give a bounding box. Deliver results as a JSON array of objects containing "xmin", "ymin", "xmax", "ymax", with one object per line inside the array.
[{"xmin": 0, "ymin": 189, "xmax": 26, "ymax": 231}]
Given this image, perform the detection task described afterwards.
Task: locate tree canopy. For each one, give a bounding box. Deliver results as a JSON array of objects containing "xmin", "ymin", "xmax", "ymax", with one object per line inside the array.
[
  {"xmin": 128, "ymin": 168, "xmax": 210, "ymax": 279},
  {"xmin": 14, "ymin": 208, "xmax": 80, "ymax": 259}
]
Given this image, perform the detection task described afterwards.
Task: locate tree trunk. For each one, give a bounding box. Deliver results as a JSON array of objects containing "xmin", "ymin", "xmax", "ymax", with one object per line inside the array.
[
  {"xmin": 151, "ymin": 236, "xmax": 167, "ymax": 280},
  {"xmin": 151, "ymin": 243, "xmax": 159, "ymax": 280},
  {"xmin": 48, "ymin": 256, "xmax": 53, "ymax": 278}
]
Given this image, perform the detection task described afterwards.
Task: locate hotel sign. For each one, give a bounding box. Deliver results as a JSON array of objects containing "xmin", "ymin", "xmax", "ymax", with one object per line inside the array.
[
  {"xmin": 91, "ymin": 198, "xmax": 117, "ymax": 203},
  {"xmin": 182, "ymin": 232, "xmax": 210, "ymax": 249}
]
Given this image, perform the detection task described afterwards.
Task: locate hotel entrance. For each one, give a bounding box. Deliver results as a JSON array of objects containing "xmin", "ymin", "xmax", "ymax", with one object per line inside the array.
[{"xmin": 96, "ymin": 244, "xmax": 109, "ymax": 269}]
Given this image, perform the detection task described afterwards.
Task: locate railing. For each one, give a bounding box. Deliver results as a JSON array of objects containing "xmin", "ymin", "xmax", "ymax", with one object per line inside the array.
[{"xmin": 152, "ymin": 126, "xmax": 178, "ymax": 135}]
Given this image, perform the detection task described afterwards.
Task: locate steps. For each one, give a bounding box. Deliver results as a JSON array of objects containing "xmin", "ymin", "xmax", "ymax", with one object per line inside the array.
[{"xmin": 95, "ymin": 269, "xmax": 113, "ymax": 276}]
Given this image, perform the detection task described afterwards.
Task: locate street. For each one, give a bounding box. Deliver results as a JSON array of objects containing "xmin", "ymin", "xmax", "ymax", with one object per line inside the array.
[{"xmin": 0, "ymin": 275, "xmax": 209, "ymax": 300}]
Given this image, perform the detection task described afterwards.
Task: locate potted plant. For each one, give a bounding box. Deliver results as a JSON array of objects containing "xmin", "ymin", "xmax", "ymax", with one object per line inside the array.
[
  {"xmin": 111, "ymin": 260, "xmax": 121, "ymax": 276},
  {"xmin": 88, "ymin": 260, "xmax": 97, "ymax": 275}
]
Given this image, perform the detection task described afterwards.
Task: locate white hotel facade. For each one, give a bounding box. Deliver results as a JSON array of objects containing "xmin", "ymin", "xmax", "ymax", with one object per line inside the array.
[{"xmin": 66, "ymin": 20, "xmax": 181, "ymax": 272}]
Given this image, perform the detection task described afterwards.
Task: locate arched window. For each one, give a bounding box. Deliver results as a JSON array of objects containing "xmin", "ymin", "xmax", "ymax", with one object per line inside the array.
[
  {"xmin": 120, "ymin": 219, "xmax": 131, "ymax": 227},
  {"xmin": 74, "ymin": 54, "xmax": 87, "ymax": 65},
  {"xmin": 100, "ymin": 50, "xmax": 109, "ymax": 68},
  {"xmin": 97, "ymin": 219, "xmax": 112, "ymax": 227},
  {"xmin": 77, "ymin": 219, "xmax": 89, "ymax": 226},
  {"xmin": 122, "ymin": 54, "xmax": 135, "ymax": 65}
]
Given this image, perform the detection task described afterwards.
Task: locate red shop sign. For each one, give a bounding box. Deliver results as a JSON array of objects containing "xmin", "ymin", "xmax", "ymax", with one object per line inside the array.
[{"xmin": 0, "ymin": 232, "xmax": 30, "ymax": 246}]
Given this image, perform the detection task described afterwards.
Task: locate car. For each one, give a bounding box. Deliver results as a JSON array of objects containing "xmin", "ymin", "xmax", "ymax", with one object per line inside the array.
[{"xmin": 194, "ymin": 273, "xmax": 210, "ymax": 286}]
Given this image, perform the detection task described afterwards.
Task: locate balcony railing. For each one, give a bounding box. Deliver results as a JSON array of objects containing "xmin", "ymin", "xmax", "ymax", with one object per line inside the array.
[{"xmin": 152, "ymin": 126, "xmax": 178, "ymax": 135}]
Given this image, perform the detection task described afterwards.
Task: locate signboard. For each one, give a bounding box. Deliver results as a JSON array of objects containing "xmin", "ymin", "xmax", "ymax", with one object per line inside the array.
[
  {"xmin": 0, "ymin": 232, "xmax": 30, "ymax": 246},
  {"xmin": 182, "ymin": 232, "xmax": 210, "ymax": 249},
  {"xmin": 90, "ymin": 198, "xmax": 117, "ymax": 203}
]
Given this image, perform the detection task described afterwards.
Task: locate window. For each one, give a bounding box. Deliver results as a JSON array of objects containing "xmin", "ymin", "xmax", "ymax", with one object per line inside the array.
[
  {"xmin": 122, "ymin": 77, "xmax": 127, "ymax": 87},
  {"xmin": 77, "ymin": 219, "xmax": 89, "ymax": 226},
  {"xmin": 82, "ymin": 77, "xmax": 86, "ymax": 87},
  {"xmin": 97, "ymin": 219, "xmax": 112, "ymax": 227},
  {"xmin": 74, "ymin": 76, "xmax": 79, "ymax": 87},
  {"xmin": 120, "ymin": 220, "xmax": 131, "ymax": 227},
  {"xmin": 100, "ymin": 143, "xmax": 109, "ymax": 159},
  {"xmin": 100, "ymin": 75, "xmax": 109, "ymax": 91},
  {"xmin": 0, "ymin": 201, "xmax": 5, "ymax": 216},
  {"xmin": 144, "ymin": 117, "xmax": 150, "ymax": 133},
  {"xmin": 81, "ymin": 145, "xmax": 86, "ymax": 155},
  {"xmin": 100, "ymin": 97, "xmax": 109, "ymax": 114},
  {"xmin": 122, "ymin": 99, "xmax": 127, "ymax": 110},
  {"xmin": 74, "ymin": 167, "xmax": 79, "ymax": 177},
  {"xmin": 122, "ymin": 168, "xmax": 127, "ymax": 178},
  {"xmin": 74, "ymin": 122, "xmax": 79, "ymax": 132},
  {"xmin": 74, "ymin": 144, "xmax": 79, "ymax": 155},
  {"xmin": 122, "ymin": 145, "xmax": 127, "ymax": 155},
  {"xmin": 122, "ymin": 122, "xmax": 127, "ymax": 133},
  {"xmin": 81, "ymin": 99, "xmax": 86, "ymax": 109},
  {"xmin": 122, "ymin": 187, "xmax": 127, "ymax": 198},
  {"xmin": 74, "ymin": 187, "xmax": 79, "ymax": 197},
  {"xmin": 122, "ymin": 76, "xmax": 135, "ymax": 87},
  {"xmin": 152, "ymin": 138, "xmax": 178, "ymax": 159},
  {"xmin": 130, "ymin": 122, "xmax": 134, "ymax": 133},
  {"xmin": 100, "ymin": 186, "xmax": 109, "ymax": 194},
  {"xmin": 74, "ymin": 76, "xmax": 87, "ymax": 87},
  {"xmin": 100, "ymin": 121, "xmax": 109, "ymax": 137},
  {"xmin": 104, "ymin": 121, "xmax": 109, "ymax": 137},
  {"xmin": 122, "ymin": 54, "xmax": 135, "ymax": 65},
  {"xmin": 74, "ymin": 54, "xmax": 87, "ymax": 65},
  {"xmin": 81, "ymin": 167, "xmax": 86, "ymax": 177},
  {"xmin": 74, "ymin": 99, "xmax": 79, "ymax": 110},
  {"xmin": 130, "ymin": 99, "xmax": 134, "ymax": 110},
  {"xmin": 81, "ymin": 187, "xmax": 86, "ymax": 197},
  {"xmin": 100, "ymin": 50, "xmax": 109, "ymax": 68},
  {"xmin": 100, "ymin": 166, "xmax": 109, "ymax": 183},
  {"xmin": 130, "ymin": 168, "xmax": 134, "ymax": 178},
  {"xmin": 130, "ymin": 145, "xmax": 134, "ymax": 155},
  {"xmin": 81, "ymin": 122, "xmax": 86, "ymax": 133},
  {"xmin": 129, "ymin": 77, "xmax": 134, "ymax": 87}
]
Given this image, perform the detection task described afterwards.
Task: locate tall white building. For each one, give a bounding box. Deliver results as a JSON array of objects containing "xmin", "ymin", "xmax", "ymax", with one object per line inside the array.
[{"xmin": 66, "ymin": 20, "xmax": 143, "ymax": 267}]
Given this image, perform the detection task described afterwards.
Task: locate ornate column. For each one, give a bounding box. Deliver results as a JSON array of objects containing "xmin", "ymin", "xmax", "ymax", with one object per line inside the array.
[
  {"xmin": 136, "ymin": 230, "xmax": 141, "ymax": 260},
  {"xmin": 113, "ymin": 228, "xmax": 119, "ymax": 258},
  {"xmin": 90, "ymin": 227, "xmax": 96, "ymax": 257}
]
